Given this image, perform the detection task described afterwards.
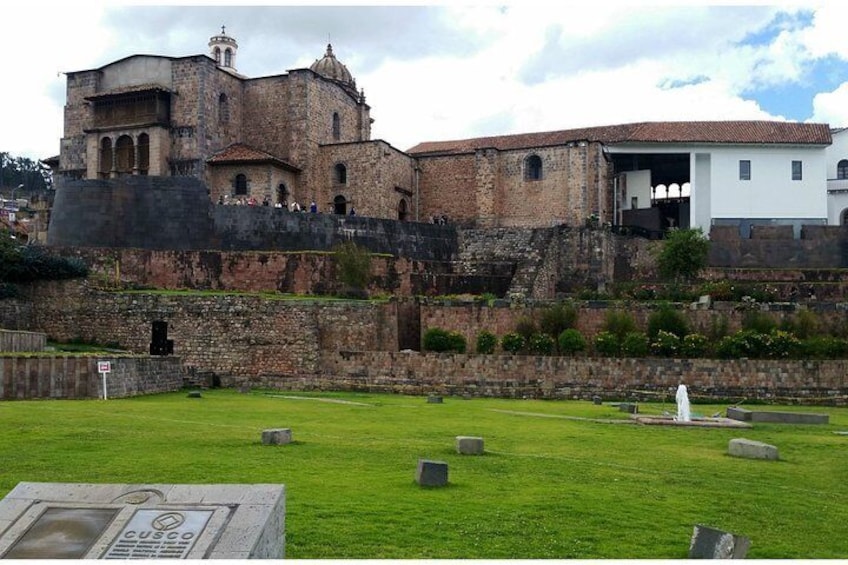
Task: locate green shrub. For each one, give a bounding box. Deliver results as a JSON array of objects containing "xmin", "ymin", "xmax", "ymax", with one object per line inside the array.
[
  {"xmin": 620, "ymin": 331, "xmax": 649, "ymax": 357},
  {"xmin": 476, "ymin": 330, "xmax": 498, "ymax": 354},
  {"xmin": 423, "ymin": 327, "xmax": 452, "ymax": 352},
  {"xmin": 451, "ymin": 332, "xmax": 467, "ymax": 353},
  {"xmin": 603, "ymin": 310, "xmax": 638, "ymax": 342},
  {"xmin": 514, "ymin": 316, "xmax": 537, "ymax": 342},
  {"xmin": 781, "ymin": 309, "xmax": 820, "ymax": 339},
  {"xmin": 332, "ymin": 241, "xmax": 372, "ymax": 295},
  {"xmin": 801, "ymin": 336, "xmax": 848, "ymax": 359},
  {"xmin": 527, "ymin": 332, "xmax": 555, "ymax": 355},
  {"xmin": 540, "ymin": 302, "xmax": 578, "ymax": 339},
  {"xmin": 647, "ymin": 304, "xmax": 689, "ymax": 340},
  {"xmin": 656, "ymin": 228, "xmax": 709, "ymax": 281},
  {"xmin": 767, "ymin": 330, "xmax": 801, "ymax": 359},
  {"xmin": 714, "ymin": 330, "xmax": 772, "ymax": 359},
  {"xmin": 0, "ymin": 233, "xmax": 89, "ymax": 283},
  {"xmin": 423, "ymin": 328, "xmax": 466, "ymax": 353},
  {"xmin": 742, "ymin": 310, "xmax": 777, "ymax": 334},
  {"xmin": 651, "ymin": 330, "xmax": 681, "ymax": 357},
  {"xmin": 557, "ymin": 329, "xmax": 586, "ymax": 355},
  {"xmin": 594, "ymin": 331, "xmax": 619, "ymax": 357},
  {"xmin": 707, "ymin": 314, "xmax": 730, "ymax": 341},
  {"xmin": 680, "ymin": 333, "xmax": 709, "ymax": 358},
  {"xmin": 501, "ymin": 332, "xmax": 525, "ymax": 354}
]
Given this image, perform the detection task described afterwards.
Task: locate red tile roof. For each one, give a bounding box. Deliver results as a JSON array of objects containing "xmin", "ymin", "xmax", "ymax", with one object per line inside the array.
[
  {"xmin": 406, "ymin": 121, "xmax": 832, "ymax": 155},
  {"xmin": 206, "ymin": 143, "xmax": 300, "ymax": 172}
]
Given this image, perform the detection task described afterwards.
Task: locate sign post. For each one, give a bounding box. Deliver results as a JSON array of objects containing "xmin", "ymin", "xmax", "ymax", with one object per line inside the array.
[{"xmin": 97, "ymin": 360, "xmax": 112, "ymax": 400}]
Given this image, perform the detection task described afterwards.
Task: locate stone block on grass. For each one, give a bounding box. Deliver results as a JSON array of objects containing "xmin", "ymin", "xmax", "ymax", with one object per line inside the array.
[
  {"xmin": 416, "ymin": 459, "xmax": 448, "ymax": 487},
  {"xmin": 728, "ymin": 438, "xmax": 778, "ymax": 460},
  {"xmin": 455, "ymin": 436, "xmax": 484, "ymax": 455},
  {"xmin": 726, "ymin": 406, "xmax": 751, "ymax": 421},
  {"xmin": 262, "ymin": 428, "xmax": 292, "ymax": 445},
  {"xmin": 427, "ymin": 395, "xmax": 443, "ymax": 404},
  {"xmin": 688, "ymin": 524, "xmax": 750, "ymax": 559},
  {"xmin": 619, "ymin": 402, "xmax": 638, "ymax": 414}
]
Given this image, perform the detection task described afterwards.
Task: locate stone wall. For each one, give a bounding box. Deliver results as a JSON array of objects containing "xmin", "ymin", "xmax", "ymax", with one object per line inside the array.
[
  {"xmin": 16, "ymin": 281, "xmax": 398, "ymax": 386},
  {"xmin": 708, "ymin": 224, "xmax": 848, "ymax": 268},
  {"xmin": 46, "ymin": 177, "xmax": 460, "ymax": 261},
  {"xmin": 0, "ymin": 355, "xmax": 183, "ymax": 400},
  {"xmin": 46, "ymin": 248, "xmax": 514, "ymax": 298},
  {"xmin": 313, "ymin": 351, "xmax": 847, "ymax": 404},
  {"xmin": 0, "ymin": 330, "xmax": 46, "ymax": 353}
]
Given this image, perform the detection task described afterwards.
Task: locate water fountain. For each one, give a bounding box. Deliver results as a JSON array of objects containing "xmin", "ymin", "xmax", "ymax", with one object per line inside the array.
[{"xmin": 675, "ymin": 384, "xmax": 691, "ymax": 422}]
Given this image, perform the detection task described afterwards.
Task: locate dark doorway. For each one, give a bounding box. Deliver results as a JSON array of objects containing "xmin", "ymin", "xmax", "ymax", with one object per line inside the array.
[
  {"xmin": 333, "ymin": 195, "xmax": 347, "ymax": 215},
  {"xmin": 150, "ymin": 320, "xmax": 174, "ymax": 356}
]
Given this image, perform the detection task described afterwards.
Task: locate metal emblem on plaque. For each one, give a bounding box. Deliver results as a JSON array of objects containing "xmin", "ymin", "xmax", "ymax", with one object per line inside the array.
[{"xmin": 103, "ymin": 509, "xmax": 213, "ymax": 559}]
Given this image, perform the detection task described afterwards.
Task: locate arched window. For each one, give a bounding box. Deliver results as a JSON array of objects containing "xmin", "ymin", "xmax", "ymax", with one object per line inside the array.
[
  {"xmin": 525, "ymin": 154, "xmax": 542, "ymax": 181},
  {"xmin": 332, "ymin": 112, "xmax": 341, "ymax": 141},
  {"xmin": 335, "ymin": 163, "xmax": 347, "ymax": 184},
  {"xmin": 397, "ymin": 198, "xmax": 409, "ymax": 221},
  {"xmin": 115, "ymin": 135, "xmax": 134, "ymax": 174},
  {"xmin": 838, "ymin": 159, "xmax": 848, "ymax": 180},
  {"xmin": 333, "ymin": 194, "xmax": 347, "ymax": 215},
  {"xmin": 234, "ymin": 173, "xmax": 248, "ymax": 195},
  {"xmin": 214, "ymin": 47, "xmax": 221, "ymax": 64},
  {"xmin": 99, "ymin": 137, "xmax": 113, "ymax": 178},
  {"xmin": 224, "ymin": 48, "xmax": 232, "ymax": 67},
  {"xmin": 137, "ymin": 133, "xmax": 150, "ymax": 175},
  {"xmin": 219, "ymin": 93, "xmax": 229, "ymax": 125}
]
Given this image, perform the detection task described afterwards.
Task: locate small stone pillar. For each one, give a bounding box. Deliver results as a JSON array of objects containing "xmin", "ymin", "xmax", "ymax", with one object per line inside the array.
[
  {"xmin": 455, "ymin": 436, "xmax": 484, "ymax": 455},
  {"xmin": 262, "ymin": 428, "xmax": 292, "ymax": 445},
  {"xmin": 592, "ymin": 395, "xmax": 602, "ymax": 405},
  {"xmin": 619, "ymin": 402, "xmax": 638, "ymax": 414},
  {"xmin": 416, "ymin": 459, "xmax": 448, "ymax": 487},
  {"xmin": 728, "ymin": 438, "xmax": 778, "ymax": 460},
  {"xmin": 689, "ymin": 524, "xmax": 751, "ymax": 558},
  {"xmin": 187, "ymin": 390, "xmax": 202, "ymax": 398},
  {"xmin": 427, "ymin": 395, "xmax": 443, "ymax": 404}
]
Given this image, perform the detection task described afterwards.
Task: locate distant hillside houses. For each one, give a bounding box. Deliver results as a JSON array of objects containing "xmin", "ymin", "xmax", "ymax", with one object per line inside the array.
[{"xmin": 45, "ymin": 28, "xmax": 848, "ymax": 238}]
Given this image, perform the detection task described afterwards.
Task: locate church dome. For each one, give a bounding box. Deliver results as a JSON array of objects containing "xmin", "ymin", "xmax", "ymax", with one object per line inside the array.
[{"xmin": 310, "ymin": 44, "xmax": 356, "ymax": 91}]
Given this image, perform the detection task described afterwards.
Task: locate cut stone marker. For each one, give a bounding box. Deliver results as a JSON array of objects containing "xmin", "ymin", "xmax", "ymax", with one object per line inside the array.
[
  {"xmin": 455, "ymin": 436, "xmax": 484, "ymax": 455},
  {"xmin": 728, "ymin": 438, "xmax": 779, "ymax": 460},
  {"xmin": 416, "ymin": 459, "xmax": 448, "ymax": 487},
  {"xmin": 688, "ymin": 524, "xmax": 750, "ymax": 559},
  {"xmin": 262, "ymin": 428, "xmax": 292, "ymax": 445}
]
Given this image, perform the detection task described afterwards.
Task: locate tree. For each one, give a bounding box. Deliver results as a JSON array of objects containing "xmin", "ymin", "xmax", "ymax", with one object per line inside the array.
[
  {"xmin": 0, "ymin": 152, "xmax": 52, "ymax": 192},
  {"xmin": 332, "ymin": 241, "xmax": 372, "ymax": 298},
  {"xmin": 656, "ymin": 228, "xmax": 709, "ymax": 281}
]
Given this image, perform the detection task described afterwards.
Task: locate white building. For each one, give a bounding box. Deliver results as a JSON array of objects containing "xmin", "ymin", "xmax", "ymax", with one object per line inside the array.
[
  {"xmin": 826, "ymin": 127, "xmax": 848, "ymax": 225},
  {"xmin": 606, "ymin": 121, "xmax": 831, "ymax": 237}
]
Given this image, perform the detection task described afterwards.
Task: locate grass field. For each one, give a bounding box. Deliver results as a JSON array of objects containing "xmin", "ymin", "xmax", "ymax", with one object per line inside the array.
[{"xmin": 1, "ymin": 390, "xmax": 846, "ymax": 558}]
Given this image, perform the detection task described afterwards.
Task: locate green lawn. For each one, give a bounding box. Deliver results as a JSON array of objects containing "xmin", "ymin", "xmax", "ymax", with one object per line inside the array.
[{"xmin": 0, "ymin": 390, "xmax": 846, "ymax": 558}]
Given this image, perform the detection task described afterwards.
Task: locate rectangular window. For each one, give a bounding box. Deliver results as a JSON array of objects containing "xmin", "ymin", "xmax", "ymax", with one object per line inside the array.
[
  {"xmin": 739, "ymin": 160, "xmax": 751, "ymax": 181},
  {"xmin": 792, "ymin": 160, "xmax": 803, "ymax": 181}
]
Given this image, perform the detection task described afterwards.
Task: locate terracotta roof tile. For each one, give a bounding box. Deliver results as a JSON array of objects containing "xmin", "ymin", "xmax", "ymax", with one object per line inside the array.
[
  {"xmin": 207, "ymin": 143, "xmax": 300, "ymax": 171},
  {"xmin": 407, "ymin": 121, "xmax": 832, "ymax": 155}
]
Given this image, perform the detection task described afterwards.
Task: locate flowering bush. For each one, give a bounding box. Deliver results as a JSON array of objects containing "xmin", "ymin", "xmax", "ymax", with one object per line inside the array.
[
  {"xmin": 594, "ymin": 331, "xmax": 619, "ymax": 357},
  {"xmin": 621, "ymin": 332, "xmax": 649, "ymax": 357},
  {"xmin": 501, "ymin": 332, "xmax": 525, "ymax": 354},
  {"xmin": 651, "ymin": 330, "xmax": 681, "ymax": 357}
]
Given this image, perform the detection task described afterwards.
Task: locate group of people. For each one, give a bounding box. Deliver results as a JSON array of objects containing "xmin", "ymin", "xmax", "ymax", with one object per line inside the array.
[
  {"xmin": 218, "ymin": 194, "xmax": 356, "ymax": 216},
  {"xmin": 431, "ymin": 214, "xmax": 449, "ymax": 225}
]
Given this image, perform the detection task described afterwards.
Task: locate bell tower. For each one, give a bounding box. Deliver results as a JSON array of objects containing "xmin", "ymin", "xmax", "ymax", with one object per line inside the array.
[{"xmin": 208, "ymin": 25, "xmax": 238, "ymax": 72}]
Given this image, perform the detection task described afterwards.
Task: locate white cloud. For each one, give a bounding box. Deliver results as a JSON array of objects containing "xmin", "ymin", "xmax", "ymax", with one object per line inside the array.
[
  {"xmin": 2, "ymin": 3, "xmax": 846, "ymax": 163},
  {"xmin": 811, "ymin": 82, "xmax": 848, "ymax": 127}
]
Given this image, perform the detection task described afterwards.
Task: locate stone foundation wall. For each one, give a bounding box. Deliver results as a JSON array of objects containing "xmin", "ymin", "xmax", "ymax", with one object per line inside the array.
[
  {"xmin": 0, "ymin": 330, "xmax": 46, "ymax": 353},
  {"xmin": 16, "ymin": 281, "xmax": 398, "ymax": 386},
  {"xmin": 0, "ymin": 355, "xmax": 183, "ymax": 400},
  {"xmin": 309, "ymin": 351, "xmax": 847, "ymax": 404}
]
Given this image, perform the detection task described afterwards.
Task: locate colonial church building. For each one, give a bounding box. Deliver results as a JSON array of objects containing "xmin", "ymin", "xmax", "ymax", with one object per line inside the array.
[{"xmin": 52, "ymin": 29, "xmax": 836, "ymax": 235}]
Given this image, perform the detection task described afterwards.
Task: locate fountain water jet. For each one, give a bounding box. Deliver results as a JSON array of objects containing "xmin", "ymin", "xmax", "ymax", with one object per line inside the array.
[{"xmin": 676, "ymin": 384, "xmax": 691, "ymax": 422}]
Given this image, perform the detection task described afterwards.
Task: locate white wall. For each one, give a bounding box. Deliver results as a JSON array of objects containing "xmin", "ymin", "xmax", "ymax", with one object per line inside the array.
[
  {"xmin": 706, "ymin": 145, "xmax": 826, "ymax": 220},
  {"xmin": 692, "ymin": 153, "xmax": 711, "ymax": 233},
  {"xmin": 826, "ymin": 129, "xmax": 848, "ymax": 179},
  {"xmin": 621, "ymin": 170, "xmax": 651, "ymax": 210}
]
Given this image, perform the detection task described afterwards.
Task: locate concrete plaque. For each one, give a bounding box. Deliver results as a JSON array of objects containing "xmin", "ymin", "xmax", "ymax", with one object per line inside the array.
[
  {"xmin": 0, "ymin": 483, "xmax": 286, "ymax": 559},
  {"xmin": 103, "ymin": 509, "xmax": 212, "ymax": 559}
]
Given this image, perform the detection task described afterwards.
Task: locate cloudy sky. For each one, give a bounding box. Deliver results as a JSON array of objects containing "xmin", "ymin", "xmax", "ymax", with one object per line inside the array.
[{"xmin": 3, "ymin": 2, "xmax": 848, "ymax": 161}]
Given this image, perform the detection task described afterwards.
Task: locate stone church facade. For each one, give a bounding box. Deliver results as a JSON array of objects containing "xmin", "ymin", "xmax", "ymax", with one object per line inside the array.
[
  {"xmin": 51, "ymin": 29, "xmax": 830, "ymax": 233},
  {"xmin": 52, "ymin": 28, "xmax": 614, "ymax": 228},
  {"xmin": 57, "ymin": 29, "xmax": 415, "ymax": 220}
]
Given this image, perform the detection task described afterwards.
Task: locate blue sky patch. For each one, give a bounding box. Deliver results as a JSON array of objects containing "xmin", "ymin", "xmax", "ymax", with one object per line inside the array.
[
  {"xmin": 736, "ymin": 10, "xmax": 814, "ymax": 48},
  {"xmin": 744, "ymin": 55, "xmax": 848, "ymax": 120}
]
